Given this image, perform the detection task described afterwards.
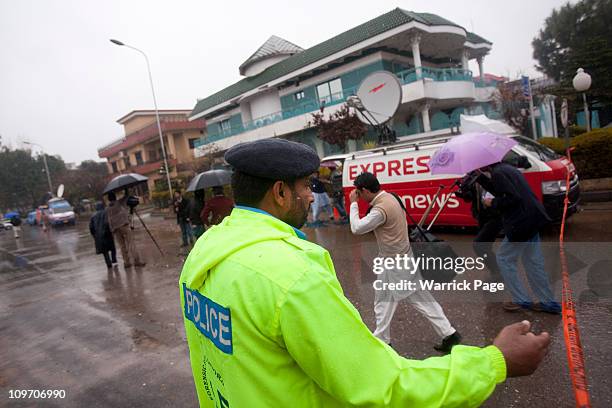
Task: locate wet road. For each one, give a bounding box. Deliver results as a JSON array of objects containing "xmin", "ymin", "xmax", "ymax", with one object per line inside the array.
[{"xmin": 2, "ymin": 204, "xmax": 612, "ymax": 407}]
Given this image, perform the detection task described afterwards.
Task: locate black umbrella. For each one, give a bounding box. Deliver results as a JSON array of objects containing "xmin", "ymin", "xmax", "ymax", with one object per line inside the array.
[
  {"xmin": 103, "ymin": 173, "xmax": 148, "ymax": 195},
  {"xmin": 186, "ymin": 169, "xmax": 232, "ymax": 192}
]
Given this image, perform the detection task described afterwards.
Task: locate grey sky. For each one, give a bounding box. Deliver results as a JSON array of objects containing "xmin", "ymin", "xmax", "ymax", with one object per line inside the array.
[{"xmin": 0, "ymin": 0, "xmax": 569, "ymax": 163}]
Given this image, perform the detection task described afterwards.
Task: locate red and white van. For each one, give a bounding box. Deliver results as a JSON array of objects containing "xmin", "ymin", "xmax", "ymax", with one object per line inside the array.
[{"xmin": 324, "ymin": 133, "xmax": 580, "ymax": 227}]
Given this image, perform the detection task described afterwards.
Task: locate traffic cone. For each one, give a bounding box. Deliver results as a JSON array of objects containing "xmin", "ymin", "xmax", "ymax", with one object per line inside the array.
[{"xmin": 333, "ymin": 207, "xmax": 340, "ymax": 220}]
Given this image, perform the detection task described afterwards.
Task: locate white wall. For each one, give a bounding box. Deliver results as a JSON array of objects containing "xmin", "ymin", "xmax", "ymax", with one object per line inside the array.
[
  {"xmin": 243, "ymin": 55, "xmax": 290, "ymax": 77},
  {"xmin": 239, "ymin": 101, "xmax": 252, "ymax": 123},
  {"xmin": 423, "ymin": 80, "xmax": 475, "ymax": 100},
  {"xmin": 249, "ymin": 89, "xmax": 282, "ymax": 120},
  {"xmin": 401, "ymin": 81, "xmax": 426, "ymax": 103}
]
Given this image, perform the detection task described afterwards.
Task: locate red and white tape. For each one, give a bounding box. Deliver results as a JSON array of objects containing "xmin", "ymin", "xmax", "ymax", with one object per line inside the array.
[{"xmin": 560, "ymin": 148, "xmax": 591, "ymax": 408}]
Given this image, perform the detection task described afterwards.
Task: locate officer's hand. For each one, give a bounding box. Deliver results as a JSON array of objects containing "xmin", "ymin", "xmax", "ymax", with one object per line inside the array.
[
  {"xmin": 349, "ymin": 189, "xmax": 360, "ymax": 203},
  {"xmin": 493, "ymin": 320, "xmax": 550, "ymax": 377}
]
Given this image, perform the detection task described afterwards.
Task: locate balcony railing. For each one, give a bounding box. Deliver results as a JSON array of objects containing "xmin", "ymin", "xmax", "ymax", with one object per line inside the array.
[
  {"xmin": 395, "ymin": 67, "xmax": 473, "ymax": 85},
  {"xmin": 201, "ymin": 86, "xmax": 358, "ymax": 144},
  {"xmin": 196, "ymin": 67, "xmax": 474, "ymax": 146},
  {"xmin": 474, "ymin": 79, "xmax": 500, "ymax": 88}
]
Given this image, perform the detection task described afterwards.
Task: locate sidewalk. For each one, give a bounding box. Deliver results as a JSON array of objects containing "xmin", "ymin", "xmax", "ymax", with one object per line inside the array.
[{"xmin": 581, "ymin": 177, "xmax": 612, "ymax": 203}]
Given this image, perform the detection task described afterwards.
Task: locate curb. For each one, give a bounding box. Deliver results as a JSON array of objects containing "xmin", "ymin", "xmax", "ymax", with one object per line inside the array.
[{"xmin": 581, "ymin": 190, "xmax": 612, "ymax": 203}]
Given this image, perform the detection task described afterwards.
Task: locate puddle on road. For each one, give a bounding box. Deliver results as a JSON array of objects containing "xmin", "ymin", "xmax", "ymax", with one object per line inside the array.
[
  {"xmin": 0, "ymin": 249, "xmax": 32, "ymax": 272},
  {"xmin": 131, "ymin": 328, "xmax": 162, "ymax": 350}
]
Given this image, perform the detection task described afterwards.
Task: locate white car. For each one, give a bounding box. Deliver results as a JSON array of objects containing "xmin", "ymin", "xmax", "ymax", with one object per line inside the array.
[
  {"xmin": 47, "ymin": 198, "xmax": 76, "ymax": 226},
  {"xmin": 1, "ymin": 219, "xmax": 13, "ymax": 230}
]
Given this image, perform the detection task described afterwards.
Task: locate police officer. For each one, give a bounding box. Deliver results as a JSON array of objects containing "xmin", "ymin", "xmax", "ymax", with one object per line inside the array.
[{"xmin": 179, "ymin": 138, "xmax": 551, "ymax": 407}]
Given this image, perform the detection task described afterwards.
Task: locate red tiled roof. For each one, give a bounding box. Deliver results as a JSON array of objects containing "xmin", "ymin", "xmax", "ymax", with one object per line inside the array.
[
  {"xmin": 128, "ymin": 157, "xmax": 178, "ymax": 175},
  {"xmin": 474, "ymin": 73, "xmax": 507, "ymax": 82},
  {"xmin": 99, "ymin": 119, "xmax": 205, "ymax": 158}
]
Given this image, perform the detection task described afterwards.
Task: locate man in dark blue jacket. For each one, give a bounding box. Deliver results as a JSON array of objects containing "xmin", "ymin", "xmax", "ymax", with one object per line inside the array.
[{"xmin": 477, "ymin": 162, "xmax": 561, "ymax": 314}]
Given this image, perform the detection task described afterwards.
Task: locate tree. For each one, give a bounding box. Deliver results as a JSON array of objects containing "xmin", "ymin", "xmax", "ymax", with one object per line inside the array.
[
  {"xmin": 532, "ymin": 0, "xmax": 612, "ymax": 104},
  {"xmin": 0, "ymin": 147, "xmax": 53, "ymax": 210},
  {"xmin": 56, "ymin": 161, "xmax": 110, "ymax": 205},
  {"xmin": 310, "ymin": 104, "xmax": 367, "ymax": 148},
  {"xmin": 0, "ymin": 146, "xmax": 110, "ymax": 212},
  {"xmin": 491, "ymin": 84, "xmax": 531, "ymax": 135}
]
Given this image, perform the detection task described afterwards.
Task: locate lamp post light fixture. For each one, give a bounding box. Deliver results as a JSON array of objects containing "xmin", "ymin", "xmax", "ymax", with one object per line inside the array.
[
  {"xmin": 572, "ymin": 68, "xmax": 592, "ymax": 132},
  {"xmin": 110, "ymin": 38, "xmax": 173, "ymax": 198},
  {"xmin": 23, "ymin": 141, "xmax": 53, "ymax": 194}
]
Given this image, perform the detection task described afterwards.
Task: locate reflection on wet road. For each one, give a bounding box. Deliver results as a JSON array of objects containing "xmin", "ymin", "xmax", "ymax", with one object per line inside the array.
[{"xmin": 1, "ymin": 203, "xmax": 612, "ymax": 407}]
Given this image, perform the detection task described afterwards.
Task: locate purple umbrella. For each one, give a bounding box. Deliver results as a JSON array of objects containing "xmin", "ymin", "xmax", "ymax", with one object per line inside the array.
[{"xmin": 429, "ymin": 132, "xmax": 518, "ymax": 175}]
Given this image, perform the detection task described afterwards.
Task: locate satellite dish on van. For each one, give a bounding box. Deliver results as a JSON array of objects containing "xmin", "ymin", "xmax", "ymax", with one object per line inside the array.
[
  {"xmin": 353, "ymin": 71, "xmax": 402, "ymax": 125},
  {"xmin": 57, "ymin": 184, "xmax": 64, "ymax": 198}
]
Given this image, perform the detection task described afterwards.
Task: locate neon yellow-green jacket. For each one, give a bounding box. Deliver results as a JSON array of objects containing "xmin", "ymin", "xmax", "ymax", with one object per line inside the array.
[{"xmin": 179, "ymin": 207, "xmax": 506, "ymax": 407}]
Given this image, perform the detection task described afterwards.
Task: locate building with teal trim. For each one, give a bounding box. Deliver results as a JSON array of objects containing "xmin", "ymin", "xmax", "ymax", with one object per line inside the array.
[{"xmin": 190, "ymin": 8, "xmax": 500, "ymax": 157}]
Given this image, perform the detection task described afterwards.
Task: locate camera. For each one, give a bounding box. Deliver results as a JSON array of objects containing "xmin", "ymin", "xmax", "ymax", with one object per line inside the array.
[
  {"xmin": 454, "ymin": 171, "xmax": 479, "ymax": 200},
  {"xmin": 126, "ymin": 196, "xmax": 140, "ymax": 209}
]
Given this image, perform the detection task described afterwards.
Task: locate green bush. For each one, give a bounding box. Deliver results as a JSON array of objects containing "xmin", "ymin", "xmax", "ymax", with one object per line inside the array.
[
  {"xmin": 539, "ymin": 137, "xmax": 567, "ymax": 155},
  {"xmin": 151, "ymin": 190, "xmax": 170, "ymax": 208},
  {"xmin": 570, "ymin": 128, "xmax": 612, "ymax": 179},
  {"xmin": 541, "ymin": 129, "xmax": 612, "ymax": 179},
  {"xmin": 569, "ymin": 125, "xmax": 587, "ymax": 138}
]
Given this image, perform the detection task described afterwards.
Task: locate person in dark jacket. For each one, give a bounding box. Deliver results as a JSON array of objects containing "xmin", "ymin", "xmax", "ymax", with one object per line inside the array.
[
  {"xmin": 200, "ymin": 186, "xmax": 234, "ymax": 227},
  {"xmin": 174, "ymin": 190, "xmax": 194, "ymax": 247},
  {"xmin": 190, "ymin": 190, "xmax": 206, "ymax": 239},
  {"xmin": 456, "ymin": 173, "xmax": 503, "ymax": 281},
  {"xmin": 477, "ymin": 162, "xmax": 560, "ymax": 313},
  {"xmin": 89, "ymin": 201, "xmax": 117, "ymax": 269},
  {"xmin": 330, "ymin": 165, "xmax": 348, "ymax": 222}
]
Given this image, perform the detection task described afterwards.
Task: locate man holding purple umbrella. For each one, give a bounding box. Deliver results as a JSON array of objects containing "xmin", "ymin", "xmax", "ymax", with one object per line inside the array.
[
  {"xmin": 477, "ymin": 163, "xmax": 561, "ymax": 313},
  {"xmin": 430, "ymin": 132, "xmax": 561, "ymax": 314}
]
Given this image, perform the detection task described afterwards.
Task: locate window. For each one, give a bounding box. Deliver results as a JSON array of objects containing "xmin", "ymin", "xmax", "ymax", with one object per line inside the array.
[
  {"xmin": 219, "ymin": 119, "xmax": 231, "ymax": 134},
  {"xmin": 294, "ymin": 90, "xmax": 305, "ymax": 101},
  {"xmin": 148, "ymin": 150, "xmax": 157, "ymax": 162},
  {"xmin": 123, "ymin": 157, "xmax": 130, "ymax": 168},
  {"xmin": 188, "ymin": 138, "xmax": 200, "ymax": 149},
  {"xmin": 111, "ymin": 162, "xmax": 118, "ymax": 173},
  {"xmin": 512, "ymin": 135, "xmax": 560, "ymax": 161},
  {"xmin": 134, "ymin": 151, "xmax": 143, "ymax": 166},
  {"xmin": 316, "ymin": 78, "xmax": 343, "ymax": 104}
]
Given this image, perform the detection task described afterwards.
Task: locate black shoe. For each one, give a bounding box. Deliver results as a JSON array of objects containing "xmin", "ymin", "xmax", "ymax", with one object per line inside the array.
[{"xmin": 434, "ymin": 331, "xmax": 462, "ymax": 353}]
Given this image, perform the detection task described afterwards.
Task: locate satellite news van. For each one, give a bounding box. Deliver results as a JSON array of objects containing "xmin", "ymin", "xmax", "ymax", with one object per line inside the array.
[{"xmin": 323, "ymin": 115, "xmax": 580, "ymax": 228}]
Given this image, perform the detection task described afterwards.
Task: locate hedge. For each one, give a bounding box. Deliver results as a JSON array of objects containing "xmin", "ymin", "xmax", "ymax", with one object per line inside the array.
[
  {"xmin": 540, "ymin": 128, "xmax": 612, "ymax": 179},
  {"xmin": 151, "ymin": 190, "xmax": 170, "ymax": 208},
  {"xmin": 539, "ymin": 137, "xmax": 567, "ymax": 154}
]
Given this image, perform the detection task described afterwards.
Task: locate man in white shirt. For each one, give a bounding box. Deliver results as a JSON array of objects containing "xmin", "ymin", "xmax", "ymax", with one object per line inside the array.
[{"xmin": 349, "ymin": 172, "xmax": 460, "ymax": 352}]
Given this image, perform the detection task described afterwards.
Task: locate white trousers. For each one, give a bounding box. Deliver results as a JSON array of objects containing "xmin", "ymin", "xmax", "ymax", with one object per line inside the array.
[{"xmin": 372, "ymin": 289, "xmax": 455, "ymax": 344}]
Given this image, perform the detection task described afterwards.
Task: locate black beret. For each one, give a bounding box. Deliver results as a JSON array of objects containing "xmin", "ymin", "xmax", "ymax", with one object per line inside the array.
[{"xmin": 225, "ymin": 138, "xmax": 320, "ymax": 180}]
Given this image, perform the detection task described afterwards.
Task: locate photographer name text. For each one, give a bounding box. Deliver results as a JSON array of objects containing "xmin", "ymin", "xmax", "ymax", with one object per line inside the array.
[{"xmin": 373, "ymin": 279, "xmax": 504, "ymax": 293}]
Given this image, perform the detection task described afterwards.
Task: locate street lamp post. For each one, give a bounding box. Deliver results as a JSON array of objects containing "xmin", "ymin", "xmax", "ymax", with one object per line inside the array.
[
  {"xmin": 572, "ymin": 68, "xmax": 592, "ymax": 132},
  {"xmin": 110, "ymin": 39, "xmax": 173, "ymax": 199},
  {"xmin": 23, "ymin": 141, "xmax": 53, "ymax": 194}
]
